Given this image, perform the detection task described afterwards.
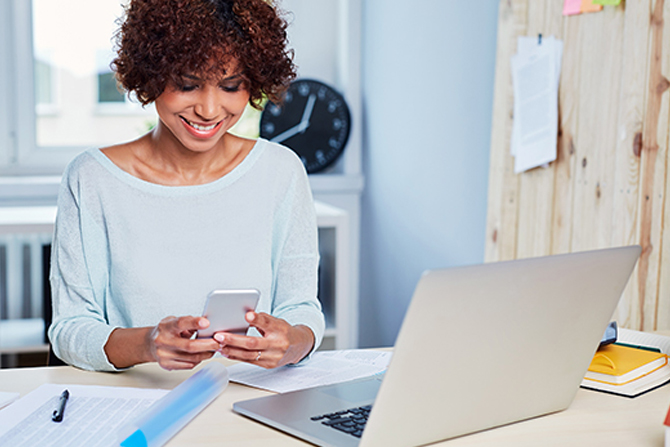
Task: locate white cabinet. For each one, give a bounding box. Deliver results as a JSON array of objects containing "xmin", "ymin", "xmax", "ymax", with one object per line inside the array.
[{"xmin": 315, "ymin": 201, "xmax": 355, "ymax": 350}]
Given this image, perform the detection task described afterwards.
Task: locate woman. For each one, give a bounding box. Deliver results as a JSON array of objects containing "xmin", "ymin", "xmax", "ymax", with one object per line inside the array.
[{"xmin": 48, "ymin": 0, "xmax": 324, "ymax": 372}]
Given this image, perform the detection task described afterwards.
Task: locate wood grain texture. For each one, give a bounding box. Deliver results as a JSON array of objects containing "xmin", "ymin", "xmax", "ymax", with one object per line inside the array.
[
  {"xmin": 486, "ymin": 0, "xmax": 670, "ymax": 330},
  {"xmin": 610, "ymin": 1, "xmax": 650, "ymax": 327},
  {"xmin": 485, "ymin": 0, "xmax": 528, "ymax": 262},
  {"xmin": 516, "ymin": 0, "xmax": 556, "ymax": 260}
]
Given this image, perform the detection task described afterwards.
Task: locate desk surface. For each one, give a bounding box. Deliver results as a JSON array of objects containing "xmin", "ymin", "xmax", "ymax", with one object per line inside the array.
[{"xmin": 1, "ymin": 357, "xmax": 669, "ymax": 447}]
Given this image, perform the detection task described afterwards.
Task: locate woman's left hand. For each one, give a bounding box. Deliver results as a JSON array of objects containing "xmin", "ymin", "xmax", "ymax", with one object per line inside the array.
[{"xmin": 214, "ymin": 312, "xmax": 315, "ymax": 368}]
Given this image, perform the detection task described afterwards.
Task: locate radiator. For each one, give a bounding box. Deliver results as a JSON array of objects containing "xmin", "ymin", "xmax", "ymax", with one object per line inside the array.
[
  {"xmin": 0, "ymin": 234, "xmax": 51, "ymax": 321},
  {"xmin": 0, "ymin": 234, "xmax": 51, "ymax": 358}
]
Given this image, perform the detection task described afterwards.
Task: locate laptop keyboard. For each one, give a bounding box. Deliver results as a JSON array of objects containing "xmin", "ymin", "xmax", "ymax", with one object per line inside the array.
[{"xmin": 309, "ymin": 405, "xmax": 372, "ymax": 438}]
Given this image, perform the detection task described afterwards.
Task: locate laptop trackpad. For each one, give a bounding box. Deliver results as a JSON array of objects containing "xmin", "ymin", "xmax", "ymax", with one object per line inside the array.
[{"xmin": 319, "ymin": 378, "xmax": 382, "ymax": 403}]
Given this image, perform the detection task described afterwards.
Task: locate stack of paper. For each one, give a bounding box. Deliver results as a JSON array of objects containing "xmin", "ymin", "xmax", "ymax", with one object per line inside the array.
[
  {"xmin": 510, "ymin": 35, "xmax": 563, "ymax": 174},
  {"xmin": 228, "ymin": 349, "xmax": 392, "ymax": 393}
]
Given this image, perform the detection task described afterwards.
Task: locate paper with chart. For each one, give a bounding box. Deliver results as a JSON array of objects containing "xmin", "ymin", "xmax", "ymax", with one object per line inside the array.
[
  {"xmin": 511, "ymin": 35, "xmax": 563, "ymax": 173},
  {"xmin": 228, "ymin": 349, "xmax": 392, "ymax": 393},
  {"xmin": 0, "ymin": 383, "xmax": 168, "ymax": 447}
]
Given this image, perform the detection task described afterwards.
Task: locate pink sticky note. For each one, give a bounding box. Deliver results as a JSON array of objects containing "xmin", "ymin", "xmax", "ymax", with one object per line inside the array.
[{"xmin": 563, "ymin": 0, "xmax": 582, "ymax": 15}]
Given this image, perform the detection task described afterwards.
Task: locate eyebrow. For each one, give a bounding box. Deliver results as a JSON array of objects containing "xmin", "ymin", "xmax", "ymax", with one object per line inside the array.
[
  {"xmin": 219, "ymin": 73, "xmax": 245, "ymax": 83},
  {"xmin": 181, "ymin": 72, "xmax": 244, "ymax": 83}
]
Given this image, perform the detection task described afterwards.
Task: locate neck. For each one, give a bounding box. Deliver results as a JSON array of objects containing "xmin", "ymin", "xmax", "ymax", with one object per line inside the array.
[{"xmin": 135, "ymin": 122, "xmax": 245, "ymax": 186}]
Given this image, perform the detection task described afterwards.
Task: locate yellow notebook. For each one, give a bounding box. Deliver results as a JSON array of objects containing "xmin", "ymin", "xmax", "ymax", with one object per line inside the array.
[{"xmin": 584, "ymin": 344, "xmax": 667, "ymax": 385}]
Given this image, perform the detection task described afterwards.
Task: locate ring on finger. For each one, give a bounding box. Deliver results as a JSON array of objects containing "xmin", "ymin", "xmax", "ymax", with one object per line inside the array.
[{"xmin": 255, "ymin": 351, "xmax": 262, "ymax": 361}]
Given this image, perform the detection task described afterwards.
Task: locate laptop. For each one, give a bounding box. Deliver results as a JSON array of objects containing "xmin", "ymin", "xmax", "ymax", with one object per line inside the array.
[{"xmin": 234, "ymin": 246, "xmax": 641, "ymax": 447}]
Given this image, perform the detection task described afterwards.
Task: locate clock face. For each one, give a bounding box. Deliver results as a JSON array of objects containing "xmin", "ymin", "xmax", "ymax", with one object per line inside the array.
[{"xmin": 260, "ymin": 79, "xmax": 351, "ymax": 174}]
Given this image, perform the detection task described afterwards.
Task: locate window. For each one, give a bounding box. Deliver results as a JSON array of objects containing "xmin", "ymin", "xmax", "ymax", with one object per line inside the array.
[
  {"xmin": 34, "ymin": 49, "xmax": 55, "ymax": 109},
  {"xmin": 98, "ymin": 72, "xmax": 124, "ymax": 104},
  {"xmin": 0, "ymin": 1, "xmax": 150, "ymax": 175},
  {"xmin": 0, "ymin": 0, "xmax": 259, "ymax": 186},
  {"xmin": 96, "ymin": 50, "xmax": 125, "ymax": 104}
]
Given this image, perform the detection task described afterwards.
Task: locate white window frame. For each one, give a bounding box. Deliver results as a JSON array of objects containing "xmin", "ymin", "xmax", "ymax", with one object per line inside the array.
[
  {"xmin": 2, "ymin": 0, "xmax": 84, "ymax": 177},
  {"xmin": 34, "ymin": 48, "xmax": 61, "ymax": 117}
]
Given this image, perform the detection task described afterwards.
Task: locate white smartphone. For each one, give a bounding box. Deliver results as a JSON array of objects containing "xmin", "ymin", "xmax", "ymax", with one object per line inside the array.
[{"xmin": 197, "ymin": 289, "xmax": 260, "ymax": 338}]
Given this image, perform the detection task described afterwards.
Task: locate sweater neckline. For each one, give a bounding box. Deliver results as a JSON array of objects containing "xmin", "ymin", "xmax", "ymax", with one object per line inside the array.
[{"xmin": 87, "ymin": 138, "xmax": 266, "ymax": 196}]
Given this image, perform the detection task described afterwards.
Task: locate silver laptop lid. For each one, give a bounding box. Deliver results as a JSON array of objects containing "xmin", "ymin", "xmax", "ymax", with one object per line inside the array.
[{"xmin": 360, "ymin": 246, "xmax": 640, "ymax": 447}]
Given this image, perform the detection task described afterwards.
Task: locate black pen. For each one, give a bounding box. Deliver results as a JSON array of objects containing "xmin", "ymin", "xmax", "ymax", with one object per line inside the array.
[{"xmin": 52, "ymin": 389, "xmax": 69, "ymax": 422}]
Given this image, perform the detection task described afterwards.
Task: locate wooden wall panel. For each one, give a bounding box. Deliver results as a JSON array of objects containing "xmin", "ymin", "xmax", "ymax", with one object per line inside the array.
[
  {"xmin": 637, "ymin": 0, "xmax": 670, "ymax": 330},
  {"xmin": 610, "ymin": 1, "xmax": 649, "ymax": 327},
  {"xmin": 485, "ymin": 0, "xmax": 528, "ymax": 262},
  {"xmin": 486, "ymin": 0, "xmax": 670, "ymax": 331}
]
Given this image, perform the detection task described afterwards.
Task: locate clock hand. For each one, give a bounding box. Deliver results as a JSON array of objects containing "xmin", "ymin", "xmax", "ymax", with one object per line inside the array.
[
  {"xmin": 270, "ymin": 122, "xmax": 307, "ymax": 143},
  {"xmin": 300, "ymin": 94, "xmax": 317, "ymax": 128},
  {"xmin": 271, "ymin": 95, "xmax": 316, "ymax": 143}
]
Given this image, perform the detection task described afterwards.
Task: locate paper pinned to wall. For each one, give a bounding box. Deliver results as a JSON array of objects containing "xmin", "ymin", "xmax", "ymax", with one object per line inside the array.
[{"xmin": 510, "ymin": 35, "xmax": 563, "ymax": 174}]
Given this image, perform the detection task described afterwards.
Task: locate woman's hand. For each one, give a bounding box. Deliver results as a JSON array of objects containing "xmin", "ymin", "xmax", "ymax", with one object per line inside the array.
[
  {"xmin": 147, "ymin": 316, "xmax": 221, "ymax": 371},
  {"xmin": 214, "ymin": 312, "xmax": 315, "ymax": 368}
]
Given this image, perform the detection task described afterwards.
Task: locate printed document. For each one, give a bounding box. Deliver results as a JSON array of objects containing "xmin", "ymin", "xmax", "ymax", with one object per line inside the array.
[
  {"xmin": 511, "ymin": 35, "xmax": 563, "ymax": 173},
  {"xmin": 228, "ymin": 349, "xmax": 392, "ymax": 393},
  {"xmin": 0, "ymin": 384, "xmax": 168, "ymax": 447}
]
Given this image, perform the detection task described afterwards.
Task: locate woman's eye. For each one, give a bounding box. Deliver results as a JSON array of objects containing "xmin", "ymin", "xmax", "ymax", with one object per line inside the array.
[
  {"xmin": 180, "ymin": 84, "xmax": 197, "ymax": 92},
  {"xmin": 221, "ymin": 83, "xmax": 242, "ymax": 93}
]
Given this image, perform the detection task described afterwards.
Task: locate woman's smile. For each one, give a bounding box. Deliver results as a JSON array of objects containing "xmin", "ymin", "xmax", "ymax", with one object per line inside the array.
[{"xmin": 180, "ymin": 116, "xmax": 224, "ymax": 139}]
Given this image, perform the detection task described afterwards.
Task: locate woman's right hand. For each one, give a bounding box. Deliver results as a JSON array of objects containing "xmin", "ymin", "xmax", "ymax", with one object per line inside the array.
[{"xmin": 148, "ymin": 316, "xmax": 221, "ymax": 370}]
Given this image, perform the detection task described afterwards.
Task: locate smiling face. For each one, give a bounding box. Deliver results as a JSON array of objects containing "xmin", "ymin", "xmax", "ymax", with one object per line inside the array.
[{"xmin": 153, "ymin": 64, "xmax": 251, "ymax": 154}]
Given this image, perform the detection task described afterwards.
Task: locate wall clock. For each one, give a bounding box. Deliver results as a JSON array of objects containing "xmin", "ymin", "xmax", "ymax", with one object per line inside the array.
[{"xmin": 259, "ymin": 78, "xmax": 351, "ymax": 174}]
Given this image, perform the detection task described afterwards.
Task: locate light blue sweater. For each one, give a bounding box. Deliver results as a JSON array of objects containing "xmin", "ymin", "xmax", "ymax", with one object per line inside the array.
[{"xmin": 48, "ymin": 139, "xmax": 324, "ymax": 371}]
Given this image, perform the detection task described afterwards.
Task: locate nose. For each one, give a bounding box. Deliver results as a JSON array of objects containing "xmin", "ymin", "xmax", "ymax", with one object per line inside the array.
[{"xmin": 193, "ymin": 87, "xmax": 222, "ymax": 121}]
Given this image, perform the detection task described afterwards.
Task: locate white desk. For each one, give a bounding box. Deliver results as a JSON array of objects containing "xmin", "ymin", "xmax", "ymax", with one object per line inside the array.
[{"xmin": 0, "ymin": 357, "xmax": 668, "ymax": 446}]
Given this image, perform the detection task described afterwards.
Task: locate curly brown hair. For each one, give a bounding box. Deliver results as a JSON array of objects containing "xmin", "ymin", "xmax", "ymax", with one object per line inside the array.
[{"xmin": 112, "ymin": 0, "xmax": 296, "ymax": 108}]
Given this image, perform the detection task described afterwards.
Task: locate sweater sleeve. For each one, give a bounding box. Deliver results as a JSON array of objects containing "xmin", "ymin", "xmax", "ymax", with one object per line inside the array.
[
  {"xmin": 269, "ymin": 155, "xmax": 325, "ymax": 357},
  {"xmin": 47, "ymin": 160, "xmax": 120, "ymax": 371}
]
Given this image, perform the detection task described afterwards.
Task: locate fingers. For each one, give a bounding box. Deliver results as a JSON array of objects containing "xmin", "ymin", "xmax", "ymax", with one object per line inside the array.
[
  {"xmin": 215, "ymin": 330, "xmax": 274, "ymax": 368},
  {"xmin": 174, "ymin": 315, "xmax": 209, "ymax": 333},
  {"xmin": 151, "ymin": 316, "xmax": 219, "ymax": 371},
  {"xmin": 155, "ymin": 350, "xmax": 215, "ymax": 371},
  {"xmin": 216, "ymin": 313, "xmax": 295, "ymax": 369},
  {"xmin": 246, "ymin": 311, "xmax": 276, "ymax": 335},
  {"xmin": 218, "ymin": 343, "xmax": 280, "ymax": 369}
]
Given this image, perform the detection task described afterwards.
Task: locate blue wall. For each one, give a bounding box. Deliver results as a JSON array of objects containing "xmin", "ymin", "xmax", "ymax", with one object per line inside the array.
[{"xmin": 359, "ymin": 0, "xmax": 500, "ymax": 347}]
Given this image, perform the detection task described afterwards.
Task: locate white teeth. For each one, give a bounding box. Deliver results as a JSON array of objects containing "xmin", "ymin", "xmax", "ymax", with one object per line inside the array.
[{"xmin": 185, "ymin": 119, "xmax": 218, "ymax": 131}]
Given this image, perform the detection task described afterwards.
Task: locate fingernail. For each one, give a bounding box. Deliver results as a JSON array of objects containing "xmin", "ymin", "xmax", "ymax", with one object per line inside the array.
[
  {"xmin": 199, "ymin": 318, "xmax": 208, "ymax": 328},
  {"xmin": 246, "ymin": 312, "xmax": 255, "ymax": 322},
  {"xmin": 214, "ymin": 333, "xmax": 224, "ymax": 343}
]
